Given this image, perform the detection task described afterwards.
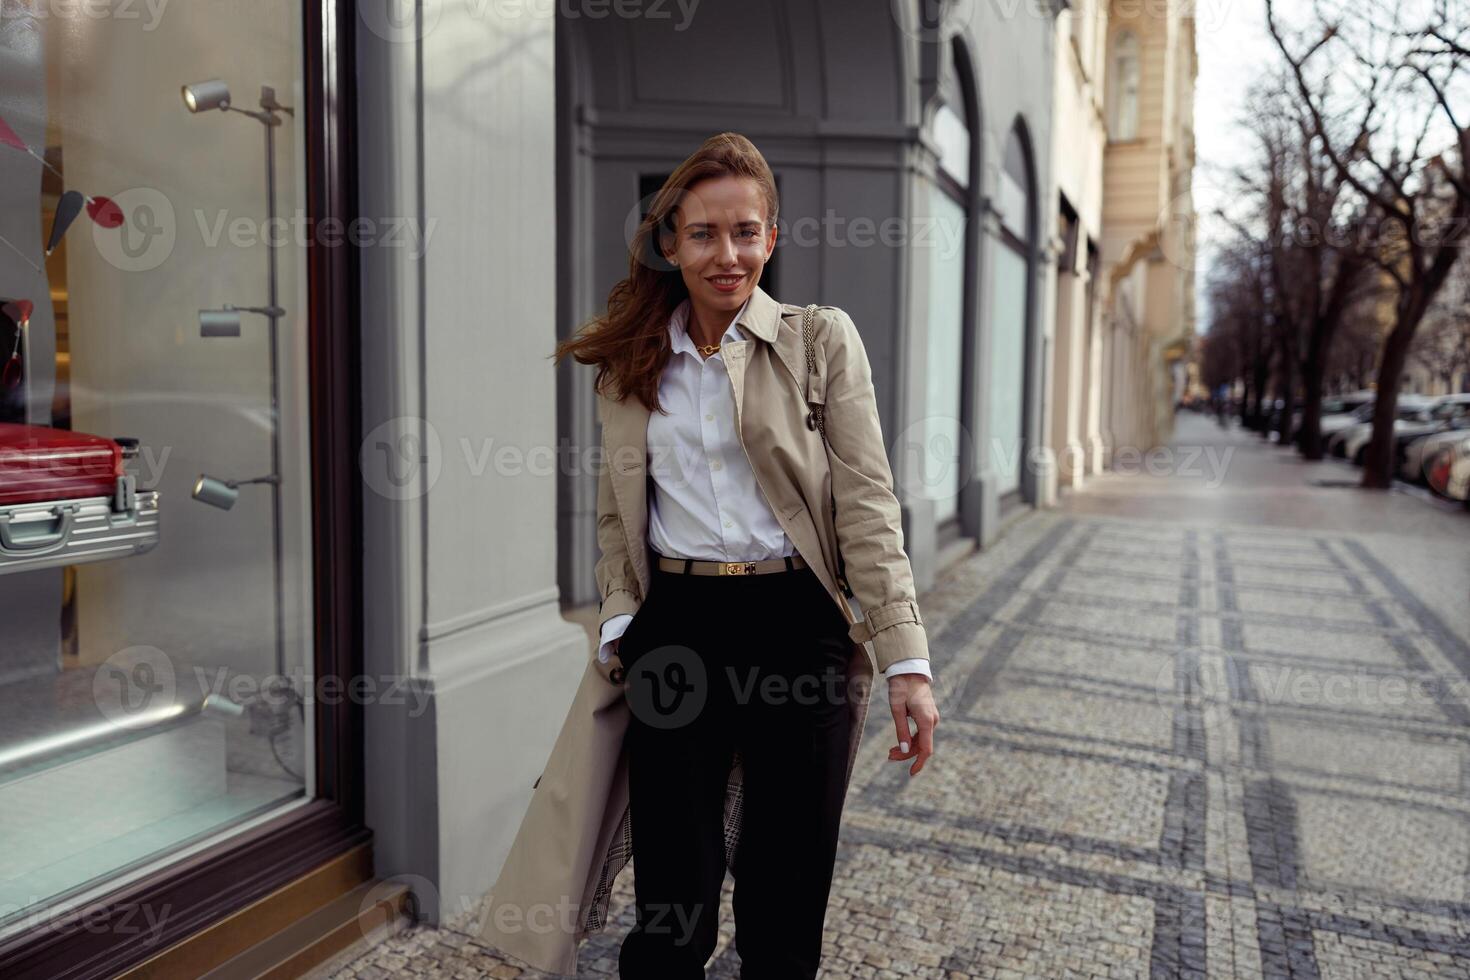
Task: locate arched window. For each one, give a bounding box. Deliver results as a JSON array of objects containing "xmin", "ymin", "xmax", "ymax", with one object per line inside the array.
[
  {"xmin": 1110, "ymin": 30, "xmax": 1140, "ymax": 140},
  {"xmin": 917, "ymin": 40, "xmax": 977, "ymax": 534},
  {"xmin": 932, "ymin": 102, "xmax": 969, "ymax": 188},
  {"xmin": 987, "ymin": 124, "xmax": 1034, "ymax": 501},
  {"xmin": 998, "ymin": 130, "xmax": 1030, "ymax": 242}
]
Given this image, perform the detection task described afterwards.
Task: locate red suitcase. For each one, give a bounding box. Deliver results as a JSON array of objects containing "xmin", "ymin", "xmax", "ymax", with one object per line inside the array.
[
  {"xmin": 0, "ymin": 423, "xmax": 159, "ymax": 573},
  {"xmin": 0, "ymin": 424, "xmax": 122, "ymax": 506}
]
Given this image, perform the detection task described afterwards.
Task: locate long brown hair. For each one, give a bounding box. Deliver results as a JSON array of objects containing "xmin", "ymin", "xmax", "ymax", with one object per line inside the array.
[{"xmin": 551, "ymin": 132, "xmax": 779, "ymax": 413}]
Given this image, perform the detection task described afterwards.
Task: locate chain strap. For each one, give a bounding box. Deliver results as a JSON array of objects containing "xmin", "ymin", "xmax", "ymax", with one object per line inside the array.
[{"xmin": 802, "ymin": 303, "xmax": 826, "ymax": 439}]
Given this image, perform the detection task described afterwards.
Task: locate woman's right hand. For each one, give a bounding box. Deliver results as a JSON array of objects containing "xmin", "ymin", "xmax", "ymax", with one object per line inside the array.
[{"xmin": 887, "ymin": 674, "xmax": 939, "ymax": 776}]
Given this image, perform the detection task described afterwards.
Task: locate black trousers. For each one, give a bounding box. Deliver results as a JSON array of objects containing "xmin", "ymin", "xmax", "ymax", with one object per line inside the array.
[{"xmin": 615, "ymin": 559, "xmax": 855, "ymax": 980}]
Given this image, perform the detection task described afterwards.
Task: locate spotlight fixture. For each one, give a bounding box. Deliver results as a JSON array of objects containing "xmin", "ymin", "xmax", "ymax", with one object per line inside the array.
[
  {"xmin": 198, "ymin": 305, "xmax": 285, "ymax": 338},
  {"xmin": 192, "ymin": 473, "xmax": 280, "ymax": 512},
  {"xmin": 198, "ymin": 309, "xmax": 240, "ymax": 338},
  {"xmin": 181, "ymin": 79, "xmax": 231, "ymax": 113}
]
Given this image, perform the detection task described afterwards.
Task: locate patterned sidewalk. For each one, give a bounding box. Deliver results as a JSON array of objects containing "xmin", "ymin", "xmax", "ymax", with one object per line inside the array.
[{"xmin": 316, "ymin": 435, "xmax": 1470, "ymax": 977}]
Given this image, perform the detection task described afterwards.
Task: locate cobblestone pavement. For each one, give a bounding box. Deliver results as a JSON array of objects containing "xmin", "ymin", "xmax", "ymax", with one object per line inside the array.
[{"xmin": 316, "ymin": 419, "xmax": 1470, "ymax": 978}]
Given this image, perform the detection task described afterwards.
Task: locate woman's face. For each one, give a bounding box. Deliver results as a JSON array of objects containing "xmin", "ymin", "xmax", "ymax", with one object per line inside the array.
[{"xmin": 661, "ymin": 174, "xmax": 777, "ymax": 315}]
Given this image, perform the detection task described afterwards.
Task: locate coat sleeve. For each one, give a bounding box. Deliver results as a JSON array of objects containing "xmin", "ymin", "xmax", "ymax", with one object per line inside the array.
[
  {"xmin": 594, "ymin": 390, "xmax": 643, "ymax": 629},
  {"xmin": 818, "ymin": 307, "xmax": 931, "ymax": 674}
]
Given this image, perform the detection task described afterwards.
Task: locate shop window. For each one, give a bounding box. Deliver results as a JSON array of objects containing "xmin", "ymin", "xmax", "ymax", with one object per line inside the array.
[{"xmin": 0, "ymin": 4, "xmax": 313, "ymax": 931}]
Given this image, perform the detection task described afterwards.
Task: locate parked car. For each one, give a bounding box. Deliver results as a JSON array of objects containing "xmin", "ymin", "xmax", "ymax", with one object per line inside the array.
[
  {"xmin": 1291, "ymin": 391, "xmax": 1371, "ymax": 444},
  {"xmin": 1264, "ymin": 391, "xmax": 1372, "ymax": 435},
  {"xmin": 1323, "ymin": 402, "xmax": 1379, "ymax": 455},
  {"xmin": 1339, "ymin": 396, "xmax": 1453, "ymax": 465},
  {"xmin": 1424, "ymin": 431, "xmax": 1470, "ymax": 503},
  {"xmin": 1320, "ymin": 391, "xmax": 1376, "ymax": 417},
  {"xmin": 1400, "ymin": 396, "xmax": 1470, "ymax": 481}
]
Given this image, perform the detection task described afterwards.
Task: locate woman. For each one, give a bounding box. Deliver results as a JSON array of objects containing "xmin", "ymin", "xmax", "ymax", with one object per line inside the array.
[{"xmin": 478, "ymin": 132, "xmax": 939, "ymax": 979}]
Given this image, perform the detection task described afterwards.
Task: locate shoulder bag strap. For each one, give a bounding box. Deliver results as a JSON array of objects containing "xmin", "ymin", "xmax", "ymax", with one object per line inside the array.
[{"xmin": 801, "ymin": 303, "xmax": 854, "ymax": 599}]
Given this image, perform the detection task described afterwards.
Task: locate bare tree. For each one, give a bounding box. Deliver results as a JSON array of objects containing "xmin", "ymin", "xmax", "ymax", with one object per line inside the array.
[
  {"xmin": 1410, "ymin": 317, "xmax": 1470, "ymax": 390},
  {"xmin": 1266, "ymin": 0, "xmax": 1470, "ymax": 487},
  {"xmin": 1217, "ymin": 76, "xmax": 1376, "ymax": 453},
  {"xmin": 1408, "ymin": 254, "xmax": 1470, "ymax": 390},
  {"xmin": 1202, "ymin": 235, "xmax": 1275, "ymax": 426},
  {"xmin": 1327, "ymin": 287, "xmax": 1394, "ymax": 390}
]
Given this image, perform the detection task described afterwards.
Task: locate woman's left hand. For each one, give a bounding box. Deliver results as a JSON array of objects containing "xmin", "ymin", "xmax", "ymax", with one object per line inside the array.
[{"xmin": 886, "ymin": 673, "xmax": 939, "ymax": 776}]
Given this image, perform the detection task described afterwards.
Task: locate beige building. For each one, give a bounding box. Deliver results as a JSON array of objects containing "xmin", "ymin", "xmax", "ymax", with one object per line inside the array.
[
  {"xmin": 1048, "ymin": 0, "xmax": 1197, "ymax": 487},
  {"xmin": 1047, "ymin": 0, "xmax": 1110, "ymax": 492}
]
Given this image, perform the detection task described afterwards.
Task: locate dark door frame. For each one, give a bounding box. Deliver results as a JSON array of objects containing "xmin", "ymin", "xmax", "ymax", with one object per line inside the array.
[{"xmin": 0, "ymin": 1, "xmax": 367, "ymax": 976}]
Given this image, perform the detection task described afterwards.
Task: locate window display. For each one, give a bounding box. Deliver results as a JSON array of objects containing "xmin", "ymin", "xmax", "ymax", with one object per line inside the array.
[
  {"xmin": 0, "ymin": 1, "xmax": 313, "ymax": 932},
  {"xmin": 0, "ymin": 421, "xmax": 159, "ymax": 572}
]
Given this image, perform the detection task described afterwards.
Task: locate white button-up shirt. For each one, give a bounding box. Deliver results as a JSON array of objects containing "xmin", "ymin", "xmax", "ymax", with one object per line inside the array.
[{"xmin": 597, "ymin": 297, "xmax": 932, "ymax": 681}]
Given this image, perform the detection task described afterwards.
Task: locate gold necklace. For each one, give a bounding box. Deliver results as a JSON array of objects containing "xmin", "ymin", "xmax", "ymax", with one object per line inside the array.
[{"xmin": 695, "ymin": 342, "xmax": 721, "ymax": 357}]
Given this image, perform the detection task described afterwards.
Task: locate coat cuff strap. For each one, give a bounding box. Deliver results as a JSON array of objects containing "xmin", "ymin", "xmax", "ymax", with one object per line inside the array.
[
  {"xmin": 846, "ymin": 599, "xmax": 922, "ymax": 644},
  {"xmin": 867, "ymin": 621, "xmax": 930, "ymax": 674},
  {"xmin": 598, "ymin": 588, "xmax": 642, "ymax": 622}
]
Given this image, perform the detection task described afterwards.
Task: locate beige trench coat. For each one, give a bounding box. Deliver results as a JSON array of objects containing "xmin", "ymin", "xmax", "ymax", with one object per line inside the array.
[{"xmin": 475, "ymin": 285, "xmax": 931, "ymax": 975}]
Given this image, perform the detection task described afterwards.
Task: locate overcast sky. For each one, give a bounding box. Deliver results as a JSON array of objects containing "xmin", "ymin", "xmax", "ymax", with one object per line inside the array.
[{"xmin": 1192, "ymin": 0, "xmax": 1287, "ymax": 332}]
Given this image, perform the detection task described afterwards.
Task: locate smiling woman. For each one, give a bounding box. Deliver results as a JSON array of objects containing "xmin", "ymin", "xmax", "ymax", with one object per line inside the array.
[{"xmin": 491, "ymin": 132, "xmax": 939, "ymax": 978}]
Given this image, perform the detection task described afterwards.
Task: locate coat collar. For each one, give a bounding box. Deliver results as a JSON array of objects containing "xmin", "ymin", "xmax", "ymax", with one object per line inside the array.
[
  {"xmin": 664, "ymin": 283, "xmax": 786, "ymax": 347},
  {"xmin": 599, "ymin": 283, "xmax": 797, "ymax": 598},
  {"xmin": 732, "ymin": 282, "xmax": 784, "ymax": 344}
]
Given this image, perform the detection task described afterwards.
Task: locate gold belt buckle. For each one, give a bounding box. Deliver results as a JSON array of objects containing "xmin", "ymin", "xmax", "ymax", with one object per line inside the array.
[{"xmin": 723, "ymin": 561, "xmax": 757, "ymax": 575}]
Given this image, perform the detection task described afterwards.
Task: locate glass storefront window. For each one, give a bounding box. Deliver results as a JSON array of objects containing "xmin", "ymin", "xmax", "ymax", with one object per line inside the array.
[
  {"xmin": 988, "ymin": 245, "xmax": 1028, "ymax": 496},
  {"xmin": 924, "ymin": 185, "xmax": 966, "ymax": 522},
  {"xmin": 0, "ymin": 2, "xmax": 312, "ymax": 930},
  {"xmin": 988, "ymin": 128, "xmax": 1032, "ymax": 498}
]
